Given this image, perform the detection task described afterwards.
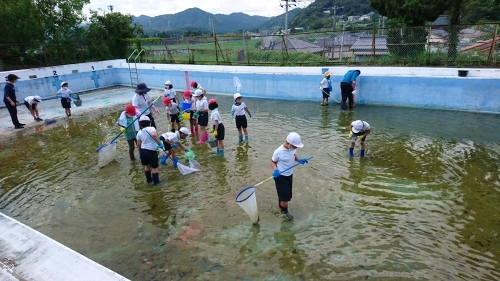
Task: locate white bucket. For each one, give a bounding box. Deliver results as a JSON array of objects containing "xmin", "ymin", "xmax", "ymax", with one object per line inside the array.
[{"xmin": 236, "ymin": 186, "xmax": 259, "ymax": 224}]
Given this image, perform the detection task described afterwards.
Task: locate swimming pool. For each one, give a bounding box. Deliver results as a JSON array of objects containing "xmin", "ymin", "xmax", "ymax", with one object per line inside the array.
[{"xmin": 0, "ymin": 89, "xmax": 498, "ymax": 280}]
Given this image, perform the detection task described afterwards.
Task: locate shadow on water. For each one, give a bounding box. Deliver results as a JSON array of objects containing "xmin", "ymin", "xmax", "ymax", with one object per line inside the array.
[{"xmin": 0, "ymin": 94, "xmax": 499, "ymax": 280}]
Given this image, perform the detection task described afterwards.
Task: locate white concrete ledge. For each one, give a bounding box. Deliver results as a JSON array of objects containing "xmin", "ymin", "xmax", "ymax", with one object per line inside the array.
[{"xmin": 0, "ymin": 212, "xmax": 129, "ymax": 281}]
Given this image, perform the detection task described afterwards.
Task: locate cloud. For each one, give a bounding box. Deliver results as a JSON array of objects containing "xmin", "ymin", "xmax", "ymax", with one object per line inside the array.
[{"xmin": 84, "ymin": 0, "xmax": 309, "ymax": 17}]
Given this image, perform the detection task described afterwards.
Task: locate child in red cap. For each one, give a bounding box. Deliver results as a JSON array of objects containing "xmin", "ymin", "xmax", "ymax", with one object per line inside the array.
[
  {"xmin": 163, "ymin": 97, "xmax": 181, "ymax": 132},
  {"xmin": 116, "ymin": 104, "xmax": 140, "ymax": 161}
]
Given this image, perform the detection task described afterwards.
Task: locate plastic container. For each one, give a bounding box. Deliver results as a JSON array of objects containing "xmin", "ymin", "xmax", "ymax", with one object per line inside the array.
[
  {"xmin": 458, "ymin": 70, "xmax": 468, "ymax": 77},
  {"xmin": 207, "ymin": 138, "xmax": 217, "ymax": 148},
  {"xmin": 182, "ymin": 112, "xmax": 190, "ymax": 120},
  {"xmin": 182, "ymin": 102, "xmax": 191, "ymax": 111},
  {"xmin": 74, "ymin": 99, "xmax": 82, "ymax": 107}
]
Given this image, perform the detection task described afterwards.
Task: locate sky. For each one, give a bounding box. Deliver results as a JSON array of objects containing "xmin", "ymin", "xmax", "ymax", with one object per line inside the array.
[{"xmin": 83, "ymin": 0, "xmax": 313, "ymax": 18}]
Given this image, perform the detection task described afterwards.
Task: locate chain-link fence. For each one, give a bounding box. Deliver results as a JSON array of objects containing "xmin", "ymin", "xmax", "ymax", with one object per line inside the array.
[{"xmin": 141, "ymin": 23, "xmax": 499, "ymax": 67}]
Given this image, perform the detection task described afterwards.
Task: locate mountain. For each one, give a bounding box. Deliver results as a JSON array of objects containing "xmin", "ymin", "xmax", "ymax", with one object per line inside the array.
[
  {"xmin": 133, "ymin": 8, "xmax": 270, "ymax": 35},
  {"xmin": 256, "ymin": 8, "xmax": 302, "ymax": 31}
]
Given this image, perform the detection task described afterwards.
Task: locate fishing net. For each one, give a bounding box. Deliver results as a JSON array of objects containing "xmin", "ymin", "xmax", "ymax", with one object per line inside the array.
[
  {"xmin": 177, "ymin": 159, "xmax": 200, "ymax": 175},
  {"xmin": 236, "ymin": 186, "xmax": 259, "ymax": 224},
  {"xmin": 97, "ymin": 142, "xmax": 117, "ymax": 167}
]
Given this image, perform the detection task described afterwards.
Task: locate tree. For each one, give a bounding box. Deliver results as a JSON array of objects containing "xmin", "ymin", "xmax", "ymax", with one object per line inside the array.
[{"xmin": 86, "ymin": 11, "xmax": 143, "ymax": 60}]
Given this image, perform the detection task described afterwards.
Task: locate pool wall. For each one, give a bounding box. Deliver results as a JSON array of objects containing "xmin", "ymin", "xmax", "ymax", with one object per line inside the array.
[{"xmin": 1, "ymin": 60, "xmax": 499, "ymax": 113}]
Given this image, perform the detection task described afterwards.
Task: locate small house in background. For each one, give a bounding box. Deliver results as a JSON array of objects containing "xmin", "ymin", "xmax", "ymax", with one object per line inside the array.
[
  {"xmin": 459, "ymin": 28, "xmax": 483, "ymax": 43},
  {"xmin": 350, "ymin": 36, "xmax": 389, "ymax": 61},
  {"xmin": 427, "ymin": 29, "xmax": 448, "ymax": 52},
  {"xmin": 272, "ymin": 38, "xmax": 323, "ymax": 55}
]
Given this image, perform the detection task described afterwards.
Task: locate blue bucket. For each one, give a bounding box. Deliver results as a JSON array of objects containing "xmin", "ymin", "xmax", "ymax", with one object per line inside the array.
[
  {"xmin": 321, "ymin": 68, "xmax": 329, "ymax": 74},
  {"xmin": 182, "ymin": 102, "xmax": 191, "ymax": 111}
]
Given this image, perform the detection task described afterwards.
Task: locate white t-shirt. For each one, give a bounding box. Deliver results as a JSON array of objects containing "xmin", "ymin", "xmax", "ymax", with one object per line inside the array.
[
  {"xmin": 211, "ymin": 108, "xmax": 222, "ymax": 125},
  {"xmin": 57, "ymin": 87, "xmax": 73, "ymax": 98},
  {"xmin": 164, "ymin": 88, "xmax": 176, "ymax": 99},
  {"xmin": 132, "ymin": 93, "xmax": 151, "ymax": 115},
  {"xmin": 196, "ymin": 97, "xmax": 209, "ymax": 111},
  {"xmin": 165, "ymin": 102, "xmax": 180, "ymax": 115},
  {"xmin": 160, "ymin": 132, "xmax": 180, "ymax": 143},
  {"xmin": 137, "ymin": 127, "xmax": 158, "ymax": 151},
  {"xmin": 232, "ymin": 102, "xmax": 247, "ymax": 116},
  {"xmin": 24, "ymin": 96, "xmax": 37, "ymax": 105},
  {"xmin": 320, "ymin": 78, "xmax": 329, "ymax": 89},
  {"xmin": 271, "ymin": 145, "xmax": 296, "ymax": 176}
]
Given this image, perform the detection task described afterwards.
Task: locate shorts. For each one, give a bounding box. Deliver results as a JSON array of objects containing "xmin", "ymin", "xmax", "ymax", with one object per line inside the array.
[
  {"xmin": 170, "ymin": 113, "xmax": 180, "ymax": 123},
  {"xmin": 235, "ymin": 115, "xmax": 247, "ymax": 129},
  {"xmin": 24, "ymin": 101, "xmax": 37, "ymax": 111},
  {"xmin": 190, "ymin": 110, "xmax": 196, "ymax": 121},
  {"xmin": 61, "ymin": 97, "xmax": 71, "ymax": 108},
  {"xmin": 351, "ymin": 132, "xmax": 367, "ymax": 142},
  {"xmin": 213, "ymin": 123, "xmax": 225, "ymax": 140},
  {"xmin": 198, "ymin": 112, "xmax": 208, "ymax": 126},
  {"xmin": 274, "ymin": 174, "xmax": 293, "ymax": 201},
  {"xmin": 140, "ymin": 149, "xmax": 159, "ymax": 168},
  {"xmin": 322, "ymin": 88, "xmax": 330, "ymax": 98},
  {"xmin": 161, "ymin": 141, "xmax": 173, "ymax": 151}
]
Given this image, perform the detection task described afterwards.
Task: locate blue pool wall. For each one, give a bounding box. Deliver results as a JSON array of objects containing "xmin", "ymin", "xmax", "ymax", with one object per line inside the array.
[{"xmin": 1, "ymin": 60, "xmax": 499, "ymax": 113}]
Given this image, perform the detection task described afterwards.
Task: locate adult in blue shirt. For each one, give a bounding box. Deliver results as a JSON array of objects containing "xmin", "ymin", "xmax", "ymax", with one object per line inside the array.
[
  {"xmin": 340, "ymin": 70, "xmax": 360, "ymax": 110},
  {"xmin": 3, "ymin": 74, "xmax": 25, "ymax": 129}
]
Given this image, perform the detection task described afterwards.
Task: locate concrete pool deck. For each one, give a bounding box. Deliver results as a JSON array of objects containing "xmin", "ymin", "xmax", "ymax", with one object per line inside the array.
[{"xmin": 0, "ymin": 86, "xmax": 166, "ymax": 141}]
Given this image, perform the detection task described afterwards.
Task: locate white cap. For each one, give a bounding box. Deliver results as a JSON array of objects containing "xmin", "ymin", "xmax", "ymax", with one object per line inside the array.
[
  {"xmin": 351, "ymin": 120, "xmax": 365, "ymax": 133},
  {"xmin": 286, "ymin": 132, "xmax": 304, "ymax": 148},
  {"xmin": 34, "ymin": 95, "xmax": 42, "ymax": 102},
  {"xmin": 139, "ymin": 115, "xmax": 150, "ymax": 122},
  {"xmin": 193, "ymin": 89, "xmax": 203, "ymax": 97},
  {"xmin": 234, "ymin": 93, "xmax": 242, "ymax": 100},
  {"xmin": 61, "ymin": 81, "xmax": 68, "ymax": 87},
  {"xmin": 164, "ymin": 80, "xmax": 172, "ymax": 85},
  {"xmin": 179, "ymin": 127, "xmax": 190, "ymax": 135}
]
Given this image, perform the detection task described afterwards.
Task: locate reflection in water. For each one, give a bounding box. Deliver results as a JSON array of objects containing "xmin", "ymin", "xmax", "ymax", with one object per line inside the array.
[{"xmin": 0, "ymin": 95, "xmax": 499, "ymax": 280}]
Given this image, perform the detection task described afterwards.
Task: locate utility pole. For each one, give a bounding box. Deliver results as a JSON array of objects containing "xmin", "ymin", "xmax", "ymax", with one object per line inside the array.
[
  {"xmin": 280, "ymin": 0, "xmax": 298, "ymax": 35},
  {"xmin": 107, "ymin": 5, "xmax": 113, "ymax": 13}
]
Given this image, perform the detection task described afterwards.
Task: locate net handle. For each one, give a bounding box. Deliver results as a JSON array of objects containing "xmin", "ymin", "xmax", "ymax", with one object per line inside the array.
[{"xmin": 254, "ymin": 156, "xmax": 314, "ymax": 188}]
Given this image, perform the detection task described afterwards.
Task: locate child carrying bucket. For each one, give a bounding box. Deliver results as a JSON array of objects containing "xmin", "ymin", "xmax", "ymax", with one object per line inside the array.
[
  {"xmin": 116, "ymin": 104, "xmax": 140, "ymax": 161},
  {"xmin": 55, "ymin": 81, "xmax": 73, "ymax": 117},
  {"xmin": 209, "ymin": 98, "xmax": 225, "ymax": 156},
  {"xmin": 137, "ymin": 115, "xmax": 162, "ymax": 185},
  {"xmin": 163, "ymin": 97, "xmax": 181, "ymax": 133},
  {"xmin": 271, "ymin": 132, "xmax": 309, "ymax": 220},
  {"xmin": 231, "ymin": 93, "xmax": 252, "ymax": 143},
  {"xmin": 159, "ymin": 127, "xmax": 191, "ymax": 167}
]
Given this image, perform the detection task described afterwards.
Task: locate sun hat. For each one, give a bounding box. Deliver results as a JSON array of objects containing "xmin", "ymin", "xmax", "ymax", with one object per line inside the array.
[
  {"xmin": 286, "ymin": 132, "xmax": 304, "ymax": 148},
  {"xmin": 234, "ymin": 93, "xmax": 242, "ymax": 100},
  {"xmin": 183, "ymin": 90, "xmax": 191, "ymax": 99},
  {"xmin": 34, "ymin": 95, "xmax": 42, "ymax": 102},
  {"xmin": 164, "ymin": 80, "xmax": 172, "ymax": 85},
  {"xmin": 193, "ymin": 89, "xmax": 203, "ymax": 97},
  {"xmin": 163, "ymin": 97, "xmax": 172, "ymax": 106},
  {"xmin": 61, "ymin": 81, "xmax": 68, "ymax": 87},
  {"xmin": 135, "ymin": 83, "xmax": 151, "ymax": 93},
  {"xmin": 351, "ymin": 120, "xmax": 365, "ymax": 133},
  {"xmin": 179, "ymin": 127, "xmax": 191, "ymax": 135},
  {"xmin": 208, "ymin": 98, "xmax": 217, "ymax": 104},
  {"xmin": 190, "ymin": 81, "xmax": 197, "ymax": 87},
  {"xmin": 139, "ymin": 115, "xmax": 150, "ymax": 122},
  {"xmin": 324, "ymin": 71, "xmax": 331, "ymax": 77},
  {"xmin": 125, "ymin": 104, "xmax": 136, "ymax": 116}
]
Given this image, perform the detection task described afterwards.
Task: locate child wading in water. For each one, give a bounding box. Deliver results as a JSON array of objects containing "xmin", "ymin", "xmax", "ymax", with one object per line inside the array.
[
  {"xmin": 349, "ymin": 120, "xmax": 371, "ymax": 157},
  {"xmin": 116, "ymin": 104, "xmax": 140, "ymax": 161},
  {"xmin": 231, "ymin": 93, "xmax": 252, "ymax": 143},
  {"xmin": 271, "ymin": 132, "xmax": 309, "ymax": 220},
  {"xmin": 209, "ymin": 98, "xmax": 225, "ymax": 156},
  {"xmin": 137, "ymin": 115, "xmax": 162, "ymax": 185},
  {"xmin": 319, "ymin": 71, "xmax": 332, "ymax": 106},
  {"xmin": 56, "ymin": 81, "xmax": 73, "ymax": 117},
  {"xmin": 163, "ymin": 97, "xmax": 181, "ymax": 132}
]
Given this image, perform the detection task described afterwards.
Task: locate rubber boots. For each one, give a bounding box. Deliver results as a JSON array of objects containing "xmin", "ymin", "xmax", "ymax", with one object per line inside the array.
[
  {"xmin": 360, "ymin": 149, "xmax": 365, "ymax": 157},
  {"xmin": 348, "ymin": 148, "xmax": 354, "ymax": 157},
  {"xmin": 244, "ymin": 135, "xmax": 249, "ymax": 143},
  {"xmin": 196, "ymin": 131, "xmax": 208, "ymax": 144},
  {"xmin": 152, "ymin": 173, "xmax": 160, "ymax": 185},
  {"xmin": 238, "ymin": 135, "xmax": 243, "ymax": 142}
]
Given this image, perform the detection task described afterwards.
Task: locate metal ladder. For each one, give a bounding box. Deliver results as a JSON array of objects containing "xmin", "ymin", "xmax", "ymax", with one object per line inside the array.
[{"xmin": 127, "ymin": 49, "xmax": 145, "ymax": 87}]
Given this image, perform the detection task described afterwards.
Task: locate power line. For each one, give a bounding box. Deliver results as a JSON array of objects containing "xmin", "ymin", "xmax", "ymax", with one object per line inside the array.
[{"xmin": 280, "ymin": 0, "xmax": 298, "ymax": 34}]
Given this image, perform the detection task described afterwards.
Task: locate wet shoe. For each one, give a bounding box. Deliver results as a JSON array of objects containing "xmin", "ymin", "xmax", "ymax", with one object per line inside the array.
[
  {"xmin": 281, "ymin": 212, "xmax": 294, "ymax": 220},
  {"xmin": 325, "ymin": 102, "xmax": 329, "ymax": 105},
  {"xmin": 320, "ymin": 103, "xmax": 324, "ymax": 106},
  {"xmin": 19, "ymin": 123, "xmax": 25, "ymax": 126},
  {"xmin": 14, "ymin": 126, "xmax": 24, "ymax": 129},
  {"xmin": 36, "ymin": 117, "xmax": 43, "ymax": 122}
]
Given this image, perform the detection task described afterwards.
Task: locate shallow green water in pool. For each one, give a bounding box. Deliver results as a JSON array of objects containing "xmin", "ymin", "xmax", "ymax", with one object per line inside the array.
[{"xmin": 0, "ymin": 95, "xmax": 499, "ymax": 280}]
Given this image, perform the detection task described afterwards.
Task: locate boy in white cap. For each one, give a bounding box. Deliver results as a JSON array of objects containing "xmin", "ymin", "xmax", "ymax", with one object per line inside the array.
[
  {"xmin": 159, "ymin": 127, "xmax": 191, "ymax": 167},
  {"xmin": 137, "ymin": 115, "xmax": 162, "ymax": 185},
  {"xmin": 319, "ymin": 71, "xmax": 332, "ymax": 106},
  {"xmin": 164, "ymin": 80, "xmax": 179, "ymax": 103},
  {"xmin": 271, "ymin": 132, "xmax": 309, "ymax": 220},
  {"xmin": 349, "ymin": 120, "xmax": 371, "ymax": 157},
  {"xmin": 231, "ymin": 93, "xmax": 252, "ymax": 143},
  {"xmin": 24, "ymin": 95, "xmax": 43, "ymax": 122},
  {"xmin": 55, "ymin": 81, "xmax": 73, "ymax": 117},
  {"xmin": 192, "ymin": 89, "xmax": 209, "ymax": 144}
]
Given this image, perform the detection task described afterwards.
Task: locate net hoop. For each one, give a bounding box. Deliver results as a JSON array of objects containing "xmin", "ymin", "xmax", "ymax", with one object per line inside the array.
[{"xmin": 236, "ymin": 186, "xmax": 255, "ymax": 203}]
